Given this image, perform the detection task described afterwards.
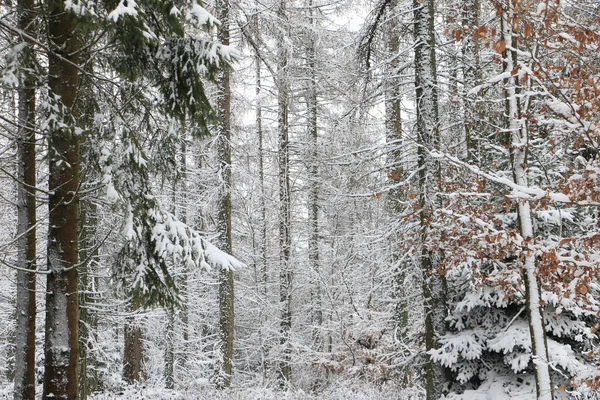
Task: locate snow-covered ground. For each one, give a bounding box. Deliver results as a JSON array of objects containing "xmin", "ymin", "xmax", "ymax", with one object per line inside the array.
[{"xmin": 0, "ymin": 382, "xmax": 418, "ymax": 400}]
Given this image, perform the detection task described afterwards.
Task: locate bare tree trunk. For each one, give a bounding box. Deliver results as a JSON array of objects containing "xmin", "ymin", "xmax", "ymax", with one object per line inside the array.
[
  {"xmin": 462, "ymin": 0, "xmax": 483, "ymax": 161},
  {"xmin": 276, "ymin": 0, "xmax": 293, "ymax": 388},
  {"xmin": 215, "ymin": 0, "xmax": 235, "ymax": 388},
  {"xmin": 123, "ymin": 301, "xmax": 144, "ymax": 384},
  {"xmin": 253, "ymin": 3, "xmax": 269, "ymax": 381},
  {"xmin": 163, "ymin": 130, "xmax": 189, "ymax": 389},
  {"xmin": 413, "ymin": 0, "xmax": 447, "ymax": 398},
  {"xmin": 306, "ymin": 0, "xmax": 323, "ymax": 356},
  {"xmin": 384, "ymin": 0, "xmax": 412, "ymax": 387},
  {"xmin": 500, "ymin": 4, "xmax": 553, "ymax": 399},
  {"xmin": 43, "ymin": 1, "xmax": 81, "ymax": 398},
  {"xmin": 14, "ymin": 0, "xmax": 37, "ymax": 397}
]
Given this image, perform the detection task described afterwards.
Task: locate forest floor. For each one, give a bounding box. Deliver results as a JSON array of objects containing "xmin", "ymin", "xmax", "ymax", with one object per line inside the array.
[
  {"xmin": 0, "ymin": 382, "xmax": 415, "ymax": 399},
  {"xmin": 87, "ymin": 385, "xmax": 410, "ymax": 400}
]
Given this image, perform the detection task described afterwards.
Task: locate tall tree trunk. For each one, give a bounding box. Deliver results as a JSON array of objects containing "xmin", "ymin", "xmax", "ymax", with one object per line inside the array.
[
  {"xmin": 179, "ymin": 136, "xmax": 190, "ymax": 364},
  {"xmin": 14, "ymin": 0, "xmax": 37, "ymax": 397},
  {"xmin": 500, "ymin": 4, "xmax": 554, "ymax": 399},
  {"xmin": 385, "ymin": 0, "xmax": 411, "ymax": 386},
  {"xmin": 306, "ymin": 0, "xmax": 323, "ymax": 356},
  {"xmin": 44, "ymin": 1, "xmax": 81, "ymax": 398},
  {"xmin": 215, "ymin": 0, "xmax": 235, "ymax": 388},
  {"xmin": 164, "ymin": 130, "xmax": 189, "ymax": 389},
  {"xmin": 253, "ymin": 3, "xmax": 269, "ymax": 381},
  {"xmin": 413, "ymin": 0, "xmax": 446, "ymax": 398},
  {"xmin": 276, "ymin": 0, "xmax": 293, "ymax": 388}
]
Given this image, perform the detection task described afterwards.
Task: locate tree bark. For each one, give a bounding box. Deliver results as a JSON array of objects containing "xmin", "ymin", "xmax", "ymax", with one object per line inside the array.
[
  {"xmin": 276, "ymin": 0, "xmax": 293, "ymax": 388},
  {"xmin": 43, "ymin": 1, "xmax": 81, "ymax": 398},
  {"xmin": 14, "ymin": 0, "xmax": 37, "ymax": 397},
  {"xmin": 500, "ymin": 4, "xmax": 554, "ymax": 399},
  {"xmin": 123, "ymin": 301, "xmax": 144, "ymax": 384},
  {"xmin": 164, "ymin": 311, "xmax": 175, "ymax": 389},
  {"xmin": 384, "ymin": 0, "xmax": 411, "ymax": 387},
  {"xmin": 461, "ymin": 0, "xmax": 483, "ymax": 161},
  {"xmin": 413, "ymin": 0, "xmax": 447, "ymax": 398},
  {"xmin": 253, "ymin": 2, "xmax": 269, "ymax": 381},
  {"xmin": 306, "ymin": 0, "xmax": 323, "ymax": 356},
  {"xmin": 215, "ymin": 0, "xmax": 235, "ymax": 388}
]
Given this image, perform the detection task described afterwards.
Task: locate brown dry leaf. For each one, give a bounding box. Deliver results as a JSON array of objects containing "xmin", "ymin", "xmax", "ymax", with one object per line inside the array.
[
  {"xmin": 494, "ymin": 39, "xmax": 506, "ymax": 53},
  {"xmin": 476, "ymin": 25, "xmax": 488, "ymax": 38},
  {"xmin": 454, "ymin": 29, "xmax": 463, "ymax": 42},
  {"xmin": 525, "ymin": 24, "xmax": 534, "ymax": 38}
]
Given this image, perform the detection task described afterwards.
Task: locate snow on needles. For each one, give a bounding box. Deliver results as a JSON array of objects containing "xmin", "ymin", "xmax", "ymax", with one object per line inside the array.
[{"xmin": 107, "ymin": 0, "xmax": 138, "ymax": 22}]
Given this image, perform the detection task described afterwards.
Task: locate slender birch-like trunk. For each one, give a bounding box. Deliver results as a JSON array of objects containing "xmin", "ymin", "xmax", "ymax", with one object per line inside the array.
[{"xmin": 500, "ymin": 4, "xmax": 554, "ymax": 399}]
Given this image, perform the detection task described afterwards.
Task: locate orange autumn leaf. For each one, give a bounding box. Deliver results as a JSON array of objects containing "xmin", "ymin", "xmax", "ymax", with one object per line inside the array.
[
  {"xmin": 494, "ymin": 39, "xmax": 506, "ymax": 53},
  {"xmin": 476, "ymin": 25, "xmax": 488, "ymax": 38}
]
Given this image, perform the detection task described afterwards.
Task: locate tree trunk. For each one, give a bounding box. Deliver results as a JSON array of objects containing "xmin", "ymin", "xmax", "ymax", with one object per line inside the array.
[
  {"xmin": 500, "ymin": 4, "xmax": 554, "ymax": 399},
  {"xmin": 306, "ymin": 0, "xmax": 323, "ymax": 355},
  {"xmin": 461, "ymin": 0, "xmax": 483, "ymax": 161},
  {"xmin": 413, "ymin": 0, "xmax": 447, "ymax": 398},
  {"xmin": 215, "ymin": 0, "xmax": 235, "ymax": 388},
  {"xmin": 14, "ymin": 0, "xmax": 37, "ymax": 397},
  {"xmin": 43, "ymin": 1, "xmax": 81, "ymax": 398},
  {"xmin": 78, "ymin": 197, "xmax": 101, "ymax": 399},
  {"xmin": 253, "ymin": 3, "xmax": 269, "ymax": 381},
  {"xmin": 164, "ymin": 311, "xmax": 175, "ymax": 389},
  {"xmin": 276, "ymin": 0, "xmax": 293, "ymax": 388},
  {"xmin": 385, "ymin": 0, "xmax": 411, "ymax": 387},
  {"xmin": 123, "ymin": 301, "xmax": 144, "ymax": 384}
]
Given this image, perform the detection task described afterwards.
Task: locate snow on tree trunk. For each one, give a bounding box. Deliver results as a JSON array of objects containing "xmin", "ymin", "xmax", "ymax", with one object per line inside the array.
[
  {"xmin": 306, "ymin": 0, "xmax": 323, "ymax": 357},
  {"xmin": 413, "ymin": 0, "xmax": 447, "ymax": 398},
  {"xmin": 216, "ymin": 0, "xmax": 235, "ymax": 388},
  {"xmin": 384, "ymin": 0, "xmax": 412, "ymax": 385},
  {"xmin": 43, "ymin": 2, "xmax": 81, "ymax": 398},
  {"xmin": 14, "ymin": 0, "xmax": 37, "ymax": 397},
  {"xmin": 461, "ymin": 0, "xmax": 483, "ymax": 162},
  {"xmin": 501, "ymin": 4, "xmax": 554, "ymax": 399},
  {"xmin": 251, "ymin": 3, "xmax": 270, "ymax": 380},
  {"xmin": 277, "ymin": 0, "xmax": 293, "ymax": 388}
]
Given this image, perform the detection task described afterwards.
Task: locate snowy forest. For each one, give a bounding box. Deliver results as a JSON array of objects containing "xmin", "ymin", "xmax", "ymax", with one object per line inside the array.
[{"xmin": 0, "ymin": 0, "xmax": 600, "ymax": 399}]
